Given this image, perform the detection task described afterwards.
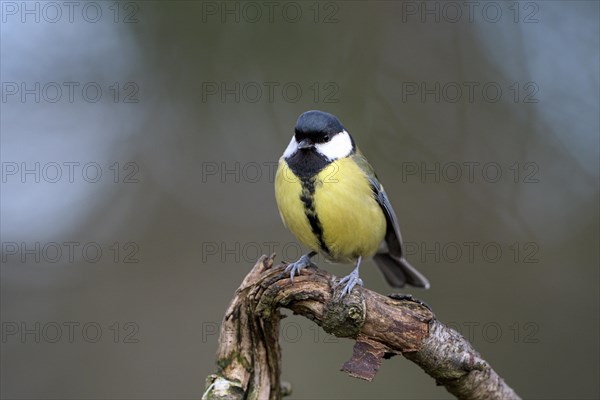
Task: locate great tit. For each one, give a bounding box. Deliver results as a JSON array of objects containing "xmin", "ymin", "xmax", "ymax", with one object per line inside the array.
[{"xmin": 274, "ymin": 110, "xmax": 430, "ymax": 295}]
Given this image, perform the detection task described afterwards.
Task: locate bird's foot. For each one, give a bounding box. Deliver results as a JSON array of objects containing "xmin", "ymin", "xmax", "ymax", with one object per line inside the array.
[
  {"xmin": 285, "ymin": 252, "xmax": 314, "ymax": 283},
  {"xmin": 338, "ymin": 268, "xmax": 364, "ymax": 296}
]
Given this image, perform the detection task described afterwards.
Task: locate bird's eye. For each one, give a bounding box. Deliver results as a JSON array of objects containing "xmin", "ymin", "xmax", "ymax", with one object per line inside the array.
[{"xmin": 323, "ymin": 134, "xmax": 330, "ymax": 142}]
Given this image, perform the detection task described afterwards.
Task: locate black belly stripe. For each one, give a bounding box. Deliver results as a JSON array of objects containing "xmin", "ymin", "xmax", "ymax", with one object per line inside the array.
[{"xmin": 299, "ymin": 176, "xmax": 330, "ymax": 255}]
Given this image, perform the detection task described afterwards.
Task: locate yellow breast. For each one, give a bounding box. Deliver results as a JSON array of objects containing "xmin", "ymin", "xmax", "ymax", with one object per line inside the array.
[
  {"xmin": 275, "ymin": 157, "xmax": 386, "ymax": 263},
  {"xmin": 274, "ymin": 159, "xmax": 320, "ymax": 252}
]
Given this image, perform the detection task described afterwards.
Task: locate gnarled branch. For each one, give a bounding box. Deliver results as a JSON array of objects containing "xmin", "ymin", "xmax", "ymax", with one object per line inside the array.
[{"xmin": 203, "ymin": 255, "xmax": 520, "ymax": 400}]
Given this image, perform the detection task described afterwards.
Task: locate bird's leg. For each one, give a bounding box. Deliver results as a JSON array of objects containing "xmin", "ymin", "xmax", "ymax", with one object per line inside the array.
[
  {"xmin": 285, "ymin": 251, "xmax": 317, "ymax": 283},
  {"xmin": 338, "ymin": 256, "xmax": 364, "ymax": 296}
]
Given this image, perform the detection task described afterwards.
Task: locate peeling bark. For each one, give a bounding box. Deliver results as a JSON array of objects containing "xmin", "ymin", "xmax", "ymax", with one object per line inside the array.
[{"xmin": 203, "ymin": 255, "xmax": 520, "ymax": 400}]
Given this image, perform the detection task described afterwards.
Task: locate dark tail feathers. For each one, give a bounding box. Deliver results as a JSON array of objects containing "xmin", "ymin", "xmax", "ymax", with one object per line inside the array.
[{"xmin": 373, "ymin": 253, "xmax": 430, "ymax": 289}]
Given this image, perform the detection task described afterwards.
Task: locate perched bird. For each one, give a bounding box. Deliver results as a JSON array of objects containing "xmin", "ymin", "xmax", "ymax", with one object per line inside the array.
[{"xmin": 274, "ymin": 110, "xmax": 430, "ymax": 295}]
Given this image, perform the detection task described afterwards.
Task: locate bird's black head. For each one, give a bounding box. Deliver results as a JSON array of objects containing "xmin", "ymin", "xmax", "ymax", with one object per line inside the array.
[
  {"xmin": 282, "ymin": 110, "xmax": 355, "ymax": 177},
  {"xmin": 294, "ymin": 110, "xmax": 345, "ymax": 144}
]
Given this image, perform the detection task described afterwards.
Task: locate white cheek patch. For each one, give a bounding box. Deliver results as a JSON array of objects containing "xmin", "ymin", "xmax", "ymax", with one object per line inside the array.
[
  {"xmin": 282, "ymin": 136, "xmax": 298, "ymax": 158},
  {"xmin": 315, "ymin": 130, "xmax": 353, "ymax": 160}
]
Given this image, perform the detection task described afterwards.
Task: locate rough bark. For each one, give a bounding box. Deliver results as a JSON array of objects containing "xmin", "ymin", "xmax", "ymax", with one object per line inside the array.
[{"xmin": 203, "ymin": 255, "xmax": 520, "ymax": 400}]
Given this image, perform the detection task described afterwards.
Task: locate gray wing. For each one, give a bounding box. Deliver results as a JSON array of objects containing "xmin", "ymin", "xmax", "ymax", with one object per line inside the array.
[
  {"xmin": 368, "ymin": 176, "xmax": 405, "ymax": 257},
  {"xmin": 367, "ymin": 175, "xmax": 431, "ymax": 289}
]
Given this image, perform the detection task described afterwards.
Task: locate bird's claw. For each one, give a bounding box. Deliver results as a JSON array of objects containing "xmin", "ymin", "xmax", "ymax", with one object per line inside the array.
[
  {"xmin": 338, "ymin": 271, "xmax": 363, "ymax": 296},
  {"xmin": 285, "ymin": 254, "xmax": 313, "ymax": 283}
]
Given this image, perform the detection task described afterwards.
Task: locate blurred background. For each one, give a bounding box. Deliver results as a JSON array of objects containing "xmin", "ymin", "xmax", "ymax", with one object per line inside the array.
[{"xmin": 1, "ymin": 1, "xmax": 598, "ymax": 399}]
